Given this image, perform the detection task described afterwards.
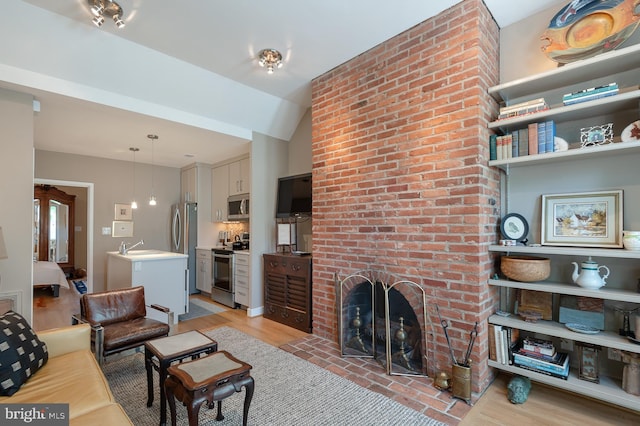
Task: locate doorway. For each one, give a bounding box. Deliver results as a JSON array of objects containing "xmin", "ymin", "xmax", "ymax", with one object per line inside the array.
[{"xmin": 33, "ymin": 179, "xmax": 94, "ymax": 304}]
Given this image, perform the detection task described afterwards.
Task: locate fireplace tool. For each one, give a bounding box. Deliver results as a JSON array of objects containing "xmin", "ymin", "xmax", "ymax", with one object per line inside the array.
[
  {"xmin": 462, "ymin": 322, "xmax": 478, "ymax": 367},
  {"xmin": 435, "ymin": 304, "xmax": 457, "ymax": 365}
]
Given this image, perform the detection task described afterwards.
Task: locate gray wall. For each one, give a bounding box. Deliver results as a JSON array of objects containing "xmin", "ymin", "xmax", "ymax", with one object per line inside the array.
[
  {"xmin": 35, "ymin": 150, "xmax": 181, "ymax": 292},
  {"xmin": 500, "ymin": 0, "xmax": 640, "ymax": 82},
  {"xmin": 288, "ymin": 108, "xmax": 312, "ymax": 175}
]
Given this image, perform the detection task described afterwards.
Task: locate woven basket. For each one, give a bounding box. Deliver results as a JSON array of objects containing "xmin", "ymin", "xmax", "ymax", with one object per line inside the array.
[{"xmin": 500, "ymin": 255, "xmax": 550, "ymax": 282}]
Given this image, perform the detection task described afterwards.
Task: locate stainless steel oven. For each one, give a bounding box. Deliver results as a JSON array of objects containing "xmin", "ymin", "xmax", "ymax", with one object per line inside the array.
[{"xmin": 212, "ymin": 249, "xmax": 235, "ymax": 308}]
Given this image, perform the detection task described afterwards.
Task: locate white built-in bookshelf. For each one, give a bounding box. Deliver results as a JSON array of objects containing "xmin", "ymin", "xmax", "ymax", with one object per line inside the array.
[{"xmin": 487, "ymin": 43, "xmax": 640, "ymax": 411}]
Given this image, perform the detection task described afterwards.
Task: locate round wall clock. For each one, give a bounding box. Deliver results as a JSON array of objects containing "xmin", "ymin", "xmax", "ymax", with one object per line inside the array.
[{"xmin": 500, "ymin": 213, "xmax": 529, "ymax": 243}]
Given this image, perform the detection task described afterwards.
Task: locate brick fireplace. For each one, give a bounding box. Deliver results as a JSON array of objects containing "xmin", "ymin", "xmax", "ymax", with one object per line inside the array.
[{"xmin": 310, "ymin": 0, "xmax": 501, "ymax": 395}]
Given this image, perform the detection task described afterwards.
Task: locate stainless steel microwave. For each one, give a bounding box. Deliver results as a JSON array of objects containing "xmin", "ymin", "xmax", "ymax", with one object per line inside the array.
[{"xmin": 228, "ymin": 194, "xmax": 249, "ymax": 220}]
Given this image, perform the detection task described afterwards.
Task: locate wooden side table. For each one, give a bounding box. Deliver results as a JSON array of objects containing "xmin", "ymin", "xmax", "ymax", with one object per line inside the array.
[
  {"xmin": 145, "ymin": 330, "xmax": 218, "ymax": 426},
  {"xmin": 165, "ymin": 350, "xmax": 254, "ymax": 426}
]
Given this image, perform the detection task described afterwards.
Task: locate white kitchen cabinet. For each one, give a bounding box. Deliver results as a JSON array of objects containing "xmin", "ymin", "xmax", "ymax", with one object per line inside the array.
[
  {"xmin": 196, "ymin": 249, "xmax": 212, "ymax": 293},
  {"xmin": 487, "ymin": 44, "xmax": 640, "ymax": 411},
  {"xmin": 106, "ymin": 251, "xmax": 188, "ymax": 325},
  {"xmin": 181, "ymin": 163, "xmax": 212, "ymax": 212},
  {"xmin": 181, "ymin": 165, "xmax": 197, "ymax": 203},
  {"xmin": 228, "ymin": 157, "xmax": 250, "ymax": 196},
  {"xmin": 211, "ymin": 165, "xmax": 229, "ymax": 222},
  {"xmin": 234, "ymin": 251, "xmax": 250, "ymax": 307}
]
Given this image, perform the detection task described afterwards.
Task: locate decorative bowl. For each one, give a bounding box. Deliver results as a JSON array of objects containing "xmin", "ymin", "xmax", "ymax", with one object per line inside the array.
[
  {"xmin": 500, "ymin": 255, "xmax": 551, "ymax": 282},
  {"xmin": 623, "ymin": 230, "xmax": 640, "ymax": 251}
]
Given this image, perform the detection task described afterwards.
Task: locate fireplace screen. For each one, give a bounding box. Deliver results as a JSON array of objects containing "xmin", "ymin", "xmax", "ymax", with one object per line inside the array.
[{"xmin": 336, "ymin": 270, "xmax": 430, "ymax": 377}]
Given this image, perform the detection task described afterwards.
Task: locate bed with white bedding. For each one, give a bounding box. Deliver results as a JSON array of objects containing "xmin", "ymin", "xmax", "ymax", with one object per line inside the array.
[{"xmin": 33, "ymin": 261, "xmax": 69, "ymax": 297}]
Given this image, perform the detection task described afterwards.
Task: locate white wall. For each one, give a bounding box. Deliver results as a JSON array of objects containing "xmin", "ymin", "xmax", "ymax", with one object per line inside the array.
[
  {"xmin": 0, "ymin": 88, "xmax": 35, "ymax": 318},
  {"xmin": 249, "ymin": 132, "xmax": 288, "ymax": 315}
]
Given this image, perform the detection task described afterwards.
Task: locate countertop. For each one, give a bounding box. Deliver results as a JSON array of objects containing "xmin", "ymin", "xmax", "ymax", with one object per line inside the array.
[
  {"xmin": 107, "ymin": 250, "xmax": 188, "ymax": 261},
  {"xmin": 196, "ymin": 246, "xmax": 250, "ymax": 255}
]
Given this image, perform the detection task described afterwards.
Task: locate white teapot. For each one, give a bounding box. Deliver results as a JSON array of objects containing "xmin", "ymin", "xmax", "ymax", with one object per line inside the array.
[{"xmin": 571, "ymin": 257, "xmax": 609, "ymax": 290}]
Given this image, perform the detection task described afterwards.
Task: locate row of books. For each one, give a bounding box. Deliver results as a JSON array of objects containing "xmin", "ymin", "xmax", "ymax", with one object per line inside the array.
[
  {"xmin": 497, "ymin": 81, "xmax": 638, "ymax": 123},
  {"xmin": 488, "ymin": 324, "xmax": 519, "ymax": 365},
  {"xmin": 497, "ymin": 98, "xmax": 549, "ymax": 120},
  {"xmin": 489, "ymin": 120, "xmax": 556, "ymax": 161},
  {"xmin": 489, "ymin": 329, "xmax": 570, "ymax": 379},
  {"xmin": 563, "ymin": 83, "xmax": 618, "ymax": 106}
]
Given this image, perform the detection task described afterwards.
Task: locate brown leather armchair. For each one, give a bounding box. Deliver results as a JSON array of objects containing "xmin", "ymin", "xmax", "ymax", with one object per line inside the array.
[{"xmin": 72, "ymin": 286, "xmax": 172, "ymax": 366}]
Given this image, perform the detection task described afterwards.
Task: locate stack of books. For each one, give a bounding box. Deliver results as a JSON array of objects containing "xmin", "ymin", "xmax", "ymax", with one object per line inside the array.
[
  {"xmin": 498, "ymin": 98, "xmax": 549, "ymax": 120},
  {"xmin": 512, "ymin": 338, "xmax": 569, "ymax": 379},
  {"xmin": 562, "ymin": 83, "xmax": 618, "ymax": 106}
]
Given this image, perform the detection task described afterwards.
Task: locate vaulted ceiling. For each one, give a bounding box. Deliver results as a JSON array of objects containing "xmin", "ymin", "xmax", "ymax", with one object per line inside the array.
[{"xmin": 1, "ymin": 0, "xmax": 562, "ymax": 167}]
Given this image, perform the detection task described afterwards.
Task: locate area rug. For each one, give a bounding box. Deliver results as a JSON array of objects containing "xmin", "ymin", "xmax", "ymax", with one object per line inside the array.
[
  {"xmin": 103, "ymin": 326, "xmax": 446, "ymax": 426},
  {"xmin": 178, "ymin": 298, "xmax": 227, "ymax": 321}
]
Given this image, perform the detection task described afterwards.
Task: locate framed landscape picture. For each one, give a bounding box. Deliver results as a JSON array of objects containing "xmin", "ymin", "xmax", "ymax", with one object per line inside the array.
[{"xmin": 541, "ymin": 190, "xmax": 623, "ymax": 248}]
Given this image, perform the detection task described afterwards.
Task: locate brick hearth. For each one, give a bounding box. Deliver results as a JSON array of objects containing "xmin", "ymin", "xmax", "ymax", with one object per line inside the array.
[{"xmin": 282, "ymin": 334, "xmax": 471, "ymax": 425}]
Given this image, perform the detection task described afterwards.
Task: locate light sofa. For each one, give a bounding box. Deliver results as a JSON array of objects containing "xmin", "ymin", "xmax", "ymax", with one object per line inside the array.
[{"xmin": 0, "ymin": 323, "xmax": 132, "ymax": 425}]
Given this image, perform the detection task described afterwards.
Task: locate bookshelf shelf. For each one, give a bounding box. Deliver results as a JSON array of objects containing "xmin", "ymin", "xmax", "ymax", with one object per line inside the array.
[
  {"xmin": 488, "ymin": 314, "xmax": 640, "ymax": 353},
  {"xmin": 489, "ymin": 244, "xmax": 640, "ymax": 260},
  {"xmin": 488, "ymin": 43, "xmax": 640, "ymax": 104},
  {"xmin": 487, "ymin": 43, "xmax": 640, "ymax": 411},
  {"xmin": 488, "ymin": 279, "xmax": 640, "ymax": 304},
  {"xmin": 487, "ymin": 360, "xmax": 639, "ymax": 411},
  {"xmin": 488, "ymin": 141, "xmax": 640, "ymax": 172},
  {"xmin": 488, "ymin": 89, "xmax": 640, "ymax": 131}
]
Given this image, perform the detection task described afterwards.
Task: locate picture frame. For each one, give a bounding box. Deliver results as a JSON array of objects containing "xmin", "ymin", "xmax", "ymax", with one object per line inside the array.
[
  {"xmin": 577, "ymin": 342, "xmax": 600, "ymax": 383},
  {"xmin": 277, "ymin": 223, "xmax": 297, "ymax": 246},
  {"xmin": 112, "ymin": 221, "xmax": 134, "ymax": 238},
  {"xmin": 580, "ymin": 123, "xmax": 613, "ymax": 148},
  {"xmin": 541, "ymin": 190, "xmax": 623, "ymax": 248},
  {"xmin": 114, "ymin": 203, "xmax": 133, "ymax": 220}
]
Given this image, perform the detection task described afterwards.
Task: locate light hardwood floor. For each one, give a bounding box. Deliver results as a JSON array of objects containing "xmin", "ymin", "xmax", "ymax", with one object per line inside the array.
[{"xmin": 34, "ymin": 287, "xmax": 640, "ymax": 425}]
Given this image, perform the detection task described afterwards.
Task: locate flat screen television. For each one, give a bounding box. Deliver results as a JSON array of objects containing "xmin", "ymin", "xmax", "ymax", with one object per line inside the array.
[{"xmin": 276, "ymin": 173, "xmax": 312, "ymax": 218}]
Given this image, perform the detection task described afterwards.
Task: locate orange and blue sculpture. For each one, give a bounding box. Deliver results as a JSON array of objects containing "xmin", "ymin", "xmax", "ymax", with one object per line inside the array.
[{"xmin": 541, "ymin": 0, "xmax": 640, "ymax": 63}]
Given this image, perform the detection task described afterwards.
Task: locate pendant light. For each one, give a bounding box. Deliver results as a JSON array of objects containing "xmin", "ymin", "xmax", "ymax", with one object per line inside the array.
[
  {"xmin": 130, "ymin": 147, "xmax": 139, "ymax": 209},
  {"xmin": 148, "ymin": 134, "xmax": 158, "ymax": 206}
]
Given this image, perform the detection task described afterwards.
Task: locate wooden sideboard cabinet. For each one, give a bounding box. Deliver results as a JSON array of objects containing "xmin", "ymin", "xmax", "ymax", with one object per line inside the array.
[{"xmin": 263, "ymin": 253, "xmax": 312, "ymax": 333}]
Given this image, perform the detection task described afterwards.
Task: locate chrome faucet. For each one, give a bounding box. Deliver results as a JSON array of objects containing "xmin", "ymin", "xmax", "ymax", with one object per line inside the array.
[{"xmin": 119, "ymin": 239, "xmax": 144, "ymax": 255}]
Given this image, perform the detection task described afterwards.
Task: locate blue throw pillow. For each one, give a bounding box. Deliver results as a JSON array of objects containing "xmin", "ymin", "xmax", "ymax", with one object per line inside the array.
[
  {"xmin": 73, "ymin": 280, "xmax": 87, "ymax": 294},
  {"xmin": 0, "ymin": 311, "xmax": 48, "ymax": 396}
]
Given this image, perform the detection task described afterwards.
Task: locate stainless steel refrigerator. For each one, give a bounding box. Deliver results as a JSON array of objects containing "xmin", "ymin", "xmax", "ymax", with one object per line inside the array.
[{"xmin": 171, "ymin": 202, "xmax": 198, "ymax": 294}]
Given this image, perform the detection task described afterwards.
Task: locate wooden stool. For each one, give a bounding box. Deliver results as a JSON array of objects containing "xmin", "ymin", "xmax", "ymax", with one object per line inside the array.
[{"xmin": 165, "ymin": 350, "xmax": 254, "ymax": 426}]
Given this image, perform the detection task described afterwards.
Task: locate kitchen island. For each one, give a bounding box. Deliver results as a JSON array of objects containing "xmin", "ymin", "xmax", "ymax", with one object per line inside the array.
[{"xmin": 106, "ymin": 250, "xmax": 188, "ymax": 324}]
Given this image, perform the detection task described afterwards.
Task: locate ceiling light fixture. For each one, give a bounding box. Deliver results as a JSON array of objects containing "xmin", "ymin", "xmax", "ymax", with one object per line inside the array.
[
  {"xmin": 148, "ymin": 134, "xmax": 158, "ymax": 206},
  {"xmin": 87, "ymin": 0, "xmax": 125, "ymax": 29},
  {"xmin": 258, "ymin": 48, "xmax": 283, "ymax": 74},
  {"xmin": 130, "ymin": 147, "xmax": 139, "ymax": 209}
]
